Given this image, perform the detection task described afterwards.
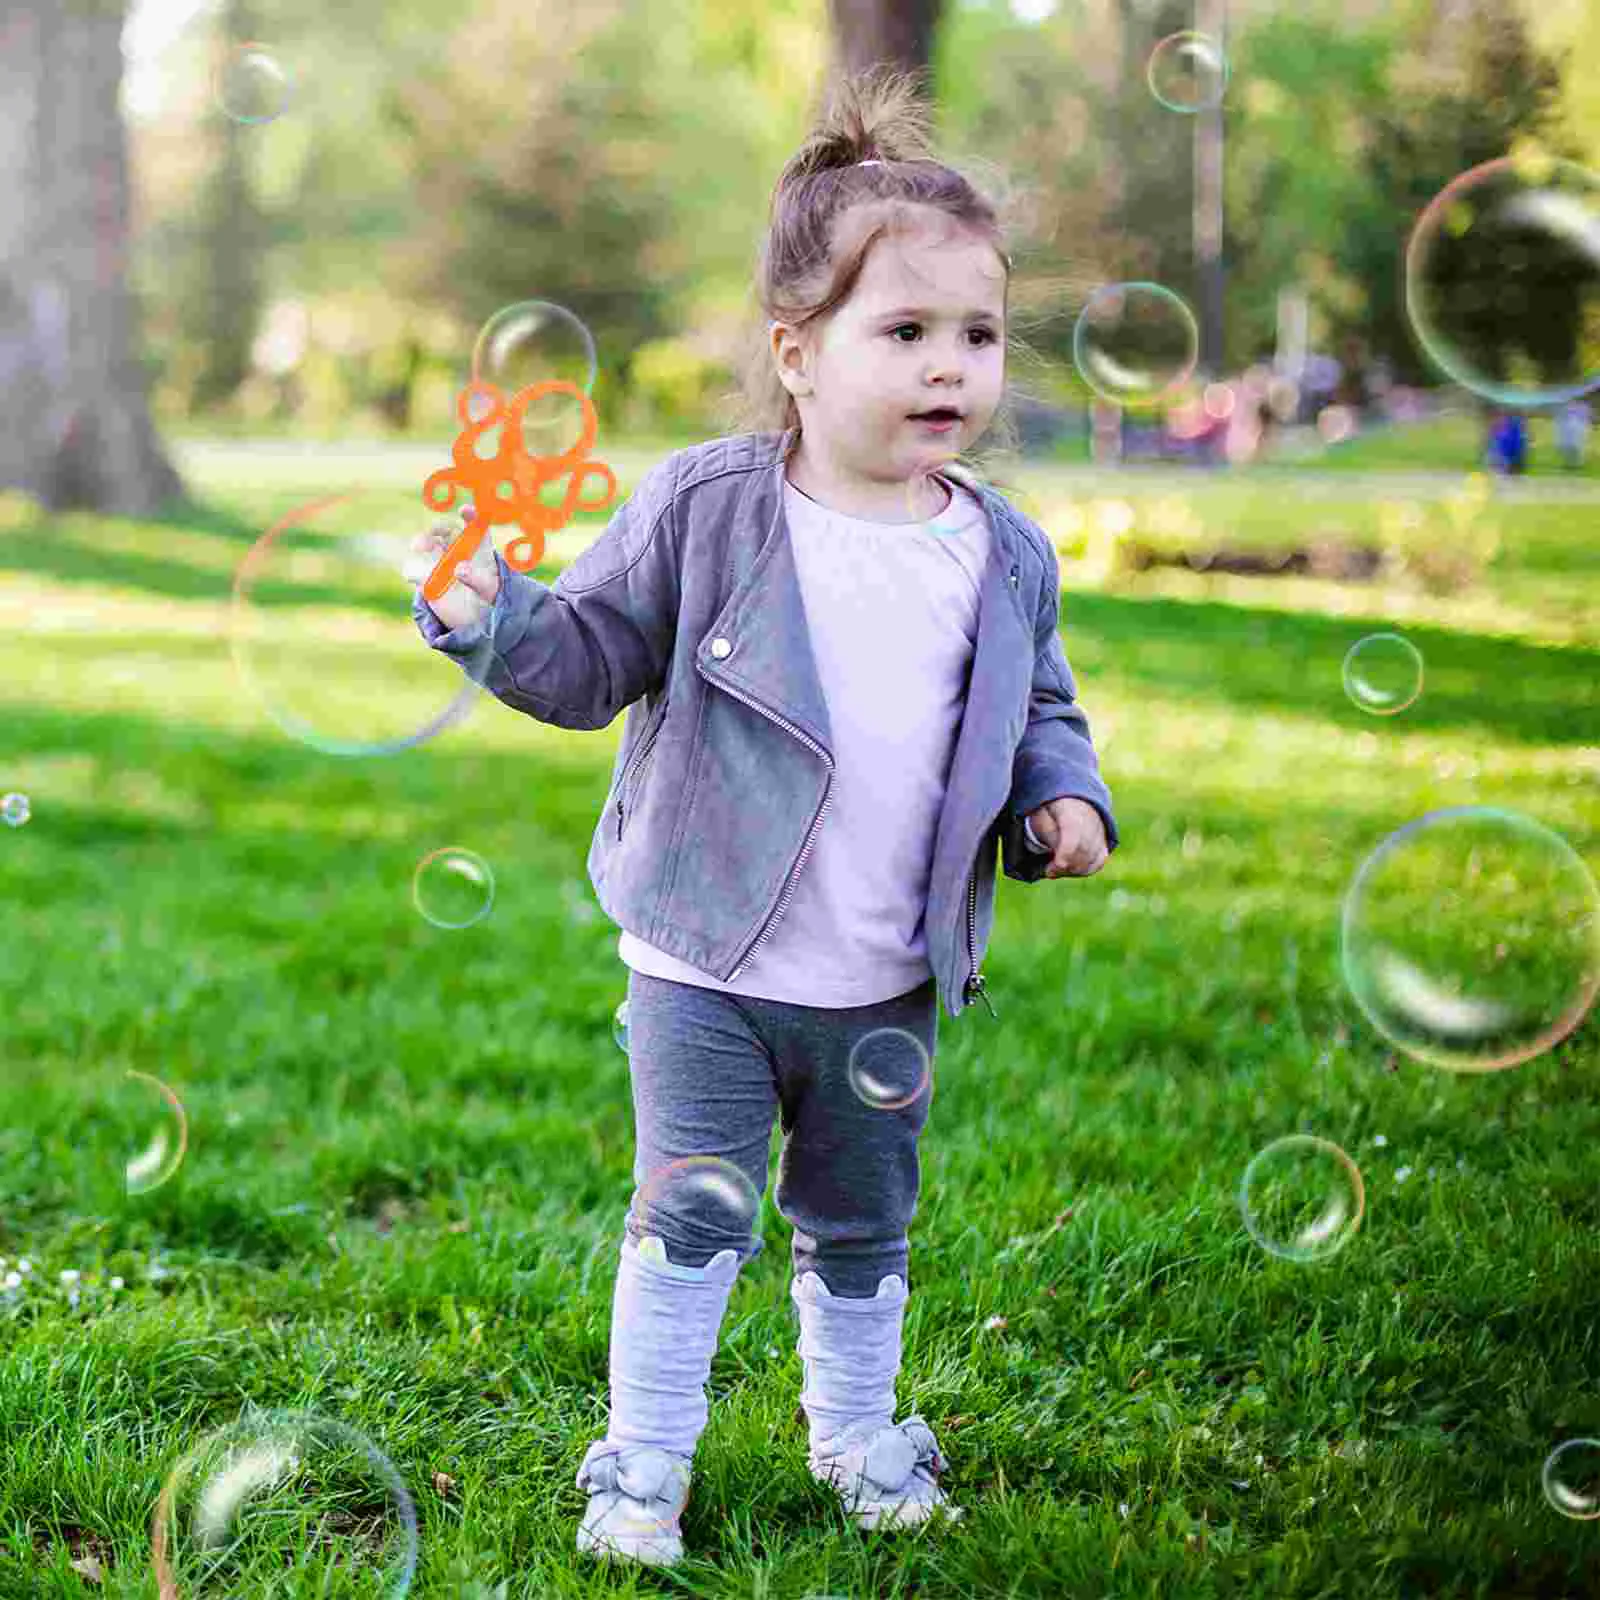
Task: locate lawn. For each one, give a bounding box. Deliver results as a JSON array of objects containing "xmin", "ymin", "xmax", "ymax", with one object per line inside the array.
[{"xmin": 0, "ymin": 435, "xmax": 1596, "ymax": 1598}]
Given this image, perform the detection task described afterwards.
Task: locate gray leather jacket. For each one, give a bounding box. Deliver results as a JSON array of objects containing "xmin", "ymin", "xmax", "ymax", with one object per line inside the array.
[{"xmin": 414, "ymin": 428, "xmax": 1118, "ymax": 1020}]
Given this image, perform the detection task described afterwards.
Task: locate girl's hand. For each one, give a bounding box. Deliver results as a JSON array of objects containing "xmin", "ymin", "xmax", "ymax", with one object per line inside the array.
[
  {"xmin": 1027, "ymin": 797, "xmax": 1109, "ymax": 879},
  {"xmin": 406, "ymin": 509, "xmax": 500, "ymax": 630}
]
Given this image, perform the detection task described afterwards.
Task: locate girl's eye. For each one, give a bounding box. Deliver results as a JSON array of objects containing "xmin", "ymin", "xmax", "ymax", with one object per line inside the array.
[{"xmin": 889, "ymin": 324, "xmax": 1000, "ymax": 345}]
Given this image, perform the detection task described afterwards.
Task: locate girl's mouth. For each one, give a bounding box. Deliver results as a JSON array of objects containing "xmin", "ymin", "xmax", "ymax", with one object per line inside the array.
[{"xmin": 910, "ymin": 409, "xmax": 962, "ymax": 432}]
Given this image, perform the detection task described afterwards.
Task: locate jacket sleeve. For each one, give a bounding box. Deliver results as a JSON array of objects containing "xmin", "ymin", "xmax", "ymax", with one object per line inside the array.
[
  {"xmin": 999, "ymin": 536, "xmax": 1120, "ymax": 884},
  {"xmin": 412, "ymin": 452, "xmax": 681, "ymax": 731}
]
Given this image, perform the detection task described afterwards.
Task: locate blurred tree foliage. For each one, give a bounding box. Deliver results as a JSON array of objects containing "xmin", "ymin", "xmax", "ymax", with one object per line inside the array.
[
  {"xmin": 132, "ymin": 0, "xmax": 827, "ymax": 433},
  {"xmin": 935, "ymin": 0, "xmax": 1579, "ymax": 385},
  {"xmin": 126, "ymin": 0, "xmax": 1591, "ymax": 434}
]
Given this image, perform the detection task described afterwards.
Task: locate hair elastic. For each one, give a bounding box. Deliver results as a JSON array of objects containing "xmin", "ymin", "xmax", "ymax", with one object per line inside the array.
[{"xmin": 857, "ymin": 158, "xmax": 885, "ymax": 167}]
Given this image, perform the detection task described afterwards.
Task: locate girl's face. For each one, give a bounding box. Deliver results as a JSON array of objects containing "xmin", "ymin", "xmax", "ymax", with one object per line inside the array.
[{"xmin": 772, "ymin": 214, "xmax": 1007, "ymax": 498}]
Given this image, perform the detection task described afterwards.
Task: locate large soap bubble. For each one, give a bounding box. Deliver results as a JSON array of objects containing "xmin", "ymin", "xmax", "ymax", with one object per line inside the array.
[
  {"xmin": 1342, "ymin": 806, "xmax": 1600, "ymax": 1072},
  {"xmin": 232, "ymin": 488, "xmax": 494, "ymax": 758},
  {"xmin": 152, "ymin": 1408, "xmax": 419, "ymax": 1598},
  {"xmin": 1405, "ymin": 154, "xmax": 1600, "ymax": 407}
]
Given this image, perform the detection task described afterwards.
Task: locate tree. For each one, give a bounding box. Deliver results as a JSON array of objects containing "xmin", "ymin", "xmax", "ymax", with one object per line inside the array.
[
  {"xmin": 1355, "ymin": 0, "xmax": 1572, "ymax": 387},
  {"xmin": 828, "ymin": 0, "xmax": 943, "ymax": 82},
  {"xmin": 179, "ymin": 0, "xmax": 271, "ymax": 414},
  {"xmin": 0, "ymin": 0, "xmax": 182, "ymax": 515}
]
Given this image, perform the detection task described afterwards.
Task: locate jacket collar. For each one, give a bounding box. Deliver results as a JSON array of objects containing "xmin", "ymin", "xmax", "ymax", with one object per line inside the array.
[{"xmin": 696, "ymin": 429, "xmax": 1028, "ymax": 756}]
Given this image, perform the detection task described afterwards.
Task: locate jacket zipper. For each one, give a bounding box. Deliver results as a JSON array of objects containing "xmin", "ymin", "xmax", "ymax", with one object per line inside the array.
[
  {"xmin": 960, "ymin": 556, "xmax": 1018, "ymax": 1016},
  {"xmin": 963, "ymin": 863, "xmax": 998, "ymax": 1019},
  {"xmin": 614, "ymin": 704, "xmax": 667, "ymax": 840},
  {"xmin": 704, "ymin": 674, "xmax": 835, "ymax": 980},
  {"xmin": 703, "ymin": 664, "xmax": 992, "ymax": 1016}
]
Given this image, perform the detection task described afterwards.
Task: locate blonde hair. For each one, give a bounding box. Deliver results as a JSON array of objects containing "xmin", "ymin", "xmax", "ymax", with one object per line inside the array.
[{"xmin": 719, "ymin": 64, "xmax": 1035, "ymax": 488}]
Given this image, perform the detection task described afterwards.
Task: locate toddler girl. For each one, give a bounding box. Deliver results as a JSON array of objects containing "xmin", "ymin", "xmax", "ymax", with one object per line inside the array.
[{"xmin": 411, "ymin": 65, "xmax": 1117, "ymax": 1568}]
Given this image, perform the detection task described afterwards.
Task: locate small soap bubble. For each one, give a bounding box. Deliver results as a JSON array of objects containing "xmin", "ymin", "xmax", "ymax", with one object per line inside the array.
[
  {"xmin": 231, "ymin": 488, "xmax": 494, "ymax": 758},
  {"xmin": 215, "ymin": 43, "xmax": 293, "ymax": 126},
  {"xmin": 612, "ymin": 1000, "xmax": 630, "ymax": 1053},
  {"xmin": 1238, "ymin": 1135, "xmax": 1365, "ymax": 1263},
  {"xmin": 121, "ymin": 1071, "xmax": 189, "ymax": 1197},
  {"xmin": 1073, "ymin": 283, "xmax": 1199, "ymax": 405},
  {"xmin": 1343, "ymin": 632, "xmax": 1424, "ymax": 715},
  {"xmin": 1147, "ymin": 31, "xmax": 1229, "ymax": 114},
  {"xmin": 1405, "ymin": 154, "xmax": 1600, "ymax": 406},
  {"xmin": 470, "ymin": 300, "xmax": 599, "ymax": 455},
  {"xmin": 631, "ymin": 1156, "xmax": 761, "ymax": 1247},
  {"xmin": 152, "ymin": 1408, "xmax": 419, "ymax": 1597},
  {"xmin": 1342, "ymin": 806, "xmax": 1600, "ymax": 1072},
  {"xmin": 1542, "ymin": 1438, "xmax": 1600, "ymax": 1520},
  {"xmin": 412, "ymin": 848, "xmax": 494, "ymax": 930},
  {"xmin": 846, "ymin": 1028, "xmax": 931, "ymax": 1112},
  {"xmin": 1, "ymin": 792, "xmax": 29, "ymax": 827}
]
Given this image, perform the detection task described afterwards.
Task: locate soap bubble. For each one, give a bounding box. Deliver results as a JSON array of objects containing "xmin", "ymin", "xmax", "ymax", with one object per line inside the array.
[
  {"xmin": 412, "ymin": 848, "xmax": 494, "ymax": 930},
  {"xmin": 1542, "ymin": 1438, "xmax": 1600, "ymax": 1520},
  {"xmin": 152, "ymin": 1407, "xmax": 419, "ymax": 1598},
  {"xmin": 612, "ymin": 1000, "xmax": 630, "ymax": 1053},
  {"xmin": 121, "ymin": 1071, "xmax": 189, "ymax": 1198},
  {"xmin": 846, "ymin": 1028, "xmax": 931, "ymax": 1111},
  {"xmin": 1, "ymin": 792, "xmax": 29, "ymax": 828},
  {"xmin": 470, "ymin": 301, "xmax": 599, "ymax": 455},
  {"xmin": 1073, "ymin": 284, "xmax": 1199, "ymax": 405},
  {"xmin": 231, "ymin": 488, "xmax": 493, "ymax": 758},
  {"xmin": 1342, "ymin": 806, "xmax": 1600, "ymax": 1072},
  {"xmin": 1238, "ymin": 1135, "xmax": 1365, "ymax": 1263},
  {"xmin": 1405, "ymin": 154, "xmax": 1600, "ymax": 406},
  {"xmin": 215, "ymin": 43, "xmax": 293, "ymax": 126},
  {"xmin": 1147, "ymin": 31, "xmax": 1229, "ymax": 114},
  {"xmin": 1343, "ymin": 632, "xmax": 1425, "ymax": 715},
  {"xmin": 631, "ymin": 1156, "xmax": 761, "ymax": 1246}
]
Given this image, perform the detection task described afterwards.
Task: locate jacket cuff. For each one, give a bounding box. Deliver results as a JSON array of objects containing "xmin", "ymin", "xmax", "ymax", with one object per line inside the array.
[{"xmin": 411, "ymin": 550, "xmax": 519, "ymax": 659}]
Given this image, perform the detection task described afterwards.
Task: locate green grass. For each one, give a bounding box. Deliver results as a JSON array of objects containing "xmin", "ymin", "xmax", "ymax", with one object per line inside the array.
[
  {"xmin": 1265, "ymin": 410, "xmax": 1600, "ymax": 481},
  {"xmin": 1, "ymin": 441, "xmax": 1597, "ymax": 1598}
]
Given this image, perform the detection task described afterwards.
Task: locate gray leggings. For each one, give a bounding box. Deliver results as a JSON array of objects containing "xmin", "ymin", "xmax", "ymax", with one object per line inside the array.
[{"xmin": 621, "ymin": 970, "xmax": 939, "ymax": 1299}]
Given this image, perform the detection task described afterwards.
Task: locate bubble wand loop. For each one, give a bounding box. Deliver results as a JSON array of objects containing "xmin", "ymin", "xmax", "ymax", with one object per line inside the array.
[{"xmin": 420, "ymin": 377, "xmax": 617, "ymax": 603}]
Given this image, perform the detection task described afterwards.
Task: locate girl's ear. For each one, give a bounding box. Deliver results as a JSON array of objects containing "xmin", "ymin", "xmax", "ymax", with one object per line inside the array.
[{"xmin": 770, "ymin": 322, "xmax": 813, "ymax": 398}]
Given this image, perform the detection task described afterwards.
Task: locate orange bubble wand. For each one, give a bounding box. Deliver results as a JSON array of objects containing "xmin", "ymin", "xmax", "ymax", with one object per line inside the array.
[{"xmin": 421, "ymin": 377, "xmax": 617, "ymax": 604}]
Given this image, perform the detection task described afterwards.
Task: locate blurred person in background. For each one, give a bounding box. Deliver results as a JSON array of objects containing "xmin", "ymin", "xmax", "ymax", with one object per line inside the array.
[
  {"xmin": 1486, "ymin": 408, "xmax": 1528, "ymax": 476},
  {"xmin": 1555, "ymin": 397, "xmax": 1591, "ymax": 471}
]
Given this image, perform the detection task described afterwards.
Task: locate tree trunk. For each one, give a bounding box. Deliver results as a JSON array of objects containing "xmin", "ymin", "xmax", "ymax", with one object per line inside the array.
[
  {"xmin": 1193, "ymin": 0, "xmax": 1227, "ymax": 377},
  {"xmin": 827, "ymin": 0, "xmax": 942, "ymax": 83},
  {"xmin": 0, "ymin": 0, "xmax": 183, "ymax": 516},
  {"xmin": 187, "ymin": 0, "xmax": 267, "ymax": 416}
]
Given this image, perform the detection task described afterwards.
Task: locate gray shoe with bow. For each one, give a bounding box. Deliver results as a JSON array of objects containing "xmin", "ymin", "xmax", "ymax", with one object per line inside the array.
[
  {"xmin": 575, "ymin": 1439, "xmax": 692, "ymax": 1567},
  {"xmin": 809, "ymin": 1414, "xmax": 965, "ymax": 1531}
]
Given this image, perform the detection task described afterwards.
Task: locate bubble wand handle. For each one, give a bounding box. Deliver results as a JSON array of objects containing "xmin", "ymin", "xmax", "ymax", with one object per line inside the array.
[{"xmin": 420, "ymin": 508, "xmax": 489, "ymax": 604}]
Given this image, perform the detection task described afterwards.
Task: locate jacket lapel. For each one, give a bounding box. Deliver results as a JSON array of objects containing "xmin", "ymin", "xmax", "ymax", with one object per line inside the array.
[{"xmin": 697, "ymin": 431, "xmax": 834, "ymax": 757}]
